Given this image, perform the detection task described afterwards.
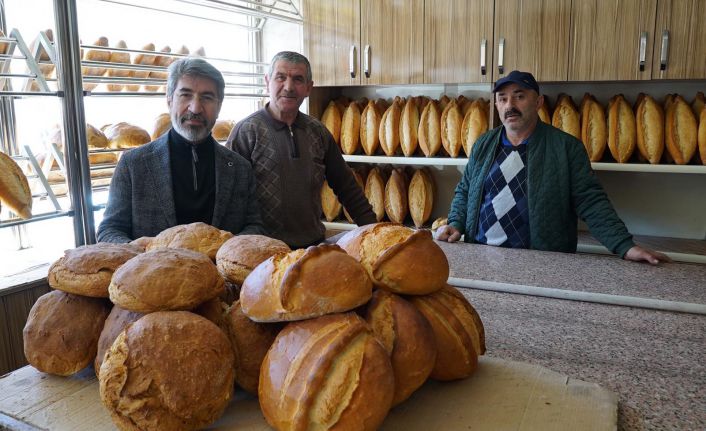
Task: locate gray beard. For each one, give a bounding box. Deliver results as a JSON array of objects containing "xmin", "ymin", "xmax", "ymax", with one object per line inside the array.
[{"xmin": 172, "ymin": 122, "xmax": 210, "ymax": 143}]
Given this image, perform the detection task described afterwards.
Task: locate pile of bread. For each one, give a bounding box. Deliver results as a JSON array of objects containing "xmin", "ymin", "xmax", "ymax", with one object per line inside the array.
[
  {"xmin": 547, "ymin": 92, "xmax": 706, "ymax": 165},
  {"xmin": 23, "ymin": 221, "xmax": 485, "ymax": 431},
  {"xmin": 322, "ymin": 165, "xmax": 435, "ymax": 228},
  {"xmin": 322, "ymin": 95, "xmax": 490, "ymax": 158}
]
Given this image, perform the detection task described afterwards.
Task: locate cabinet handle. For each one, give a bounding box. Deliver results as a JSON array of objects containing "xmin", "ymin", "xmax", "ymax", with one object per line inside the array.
[
  {"xmin": 480, "ymin": 38, "xmax": 487, "ymax": 76},
  {"xmin": 364, "ymin": 45, "xmax": 370, "ymax": 78},
  {"xmin": 660, "ymin": 30, "xmax": 669, "ymax": 71},
  {"xmin": 349, "ymin": 45, "xmax": 356, "ymax": 78},
  {"xmin": 498, "ymin": 38, "xmax": 505, "ymax": 75},
  {"xmin": 638, "ymin": 32, "xmax": 647, "ymax": 72}
]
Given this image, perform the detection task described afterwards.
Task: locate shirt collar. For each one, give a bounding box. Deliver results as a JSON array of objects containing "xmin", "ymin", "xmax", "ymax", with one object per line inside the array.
[
  {"xmin": 501, "ymin": 128, "xmax": 532, "ymax": 148},
  {"xmin": 261, "ymin": 102, "xmax": 303, "ymax": 130}
]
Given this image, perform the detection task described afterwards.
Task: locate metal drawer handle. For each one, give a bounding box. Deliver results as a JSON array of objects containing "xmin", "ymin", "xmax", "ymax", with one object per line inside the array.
[
  {"xmin": 660, "ymin": 30, "xmax": 669, "ymax": 71},
  {"xmin": 638, "ymin": 31, "xmax": 647, "ymax": 72},
  {"xmin": 480, "ymin": 38, "xmax": 487, "ymax": 76},
  {"xmin": 349, "ymin": 45, "xmax": 356, "ymax": 78},
  {"xmin": 364, "ymin": 45, "xmax": 370, "ymax": 78},
  {"xmin": 498, "ymin": 37, "xmax": 505, "ymax": 75}
]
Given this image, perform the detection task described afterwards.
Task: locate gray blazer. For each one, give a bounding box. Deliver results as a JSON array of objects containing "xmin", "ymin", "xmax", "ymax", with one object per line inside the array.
[{"xmin": 97, "ymin": 134, "xmax": 264, "ymax": 243}]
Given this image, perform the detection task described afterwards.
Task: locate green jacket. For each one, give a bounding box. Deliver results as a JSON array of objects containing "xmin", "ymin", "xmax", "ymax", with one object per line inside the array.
[{"xmin": 448, "ymin": 121, "xmax": 635, "ymax": 257}]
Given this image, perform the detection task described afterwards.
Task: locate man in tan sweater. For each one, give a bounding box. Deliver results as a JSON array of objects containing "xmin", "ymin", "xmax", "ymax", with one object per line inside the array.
[{"xmin": 226, "ymin": 51, "xmax": 375, "ymax": 248}]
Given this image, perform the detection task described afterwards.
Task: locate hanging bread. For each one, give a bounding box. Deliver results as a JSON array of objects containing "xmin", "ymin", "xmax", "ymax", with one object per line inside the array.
[
  {"xmin": 580, "ymin": 93, "xmax": 607, "ymax": 162},
  {"xmin": 144, "ymin": 45, "xmax": 173, "ymax": 92},
  {"xmin": 320, "ymin": 179, "xmax": 342, "ymax": 221},
  {"xmin": 106, "ymin": 40, "xmax": 130, "ymax": 91},
  {"xmin": 380, "ymin": 100, "xmax": 402, "ymax": 156},
  {"xmin": 441, "ymin": 99, "xmax": 463, "ymax": 157},
  {"xmin": 635, "ymin": 94, "xmax": 665, "ymax": 164},
  {"xmin": 82, "ymin": 36, "xmax": 110, "ymax": 91},
  {"xmin": 340, "ymin": 101, "xmax": 361, "ymax": 155},
  {"xmin": 321, "ymin": 101, "xmax": 342, "ymax": 145},
  {"xmin": 552, "ymin": 94, "xmax": 581, "ymax": 139},
  {"xmin": 125, "ymin": 42, "xmax": 156, "ymax": 92},
  {"xmin": 699, "ymin": 109, "xmax": 706, "ymax": 164},
  {"xmin": 408, "ymin": 167, "xmax": 435, "ymax": 228},
  {"xmin": 665, "ymin": 95, "xmax": 698, "ymax": 165},
  {"xmin": 344, "ymin": 168, "xmax": 366, "ymax": 223},
  {"xmin": 384, "ymin": 168, "xmax": 408, "ymax": 224},
  {"xmin": 364, "ymin": 167, "xmax": 387, "ymax": 221},
  {"xmin": 0, "ymin": 151, "xmax": 32, "ymax": 219},
  {"xmin": 538, "ymin": 96, "xmax": 551, "ymax": 124},
  {"xmin": 691, "ymin": 91, "xmax": 705, "ymax": 118},
  {"xmin": 607, "ymin": 94, "xmax": 637, "ymax": 163},
  {"xmin": 400, "ymin": 97, "xmax": 420, "ymax": 156},
  {"xmin": 418, "ymin": 99, "xmax": 442, "ymax": 157},
  {"xmin": 360, "ymin": 100, "xmax": 382, "ymax": 155},
  {"xmin": 461, "ymin": 98, "xmax": 489, "ymax": 157}
]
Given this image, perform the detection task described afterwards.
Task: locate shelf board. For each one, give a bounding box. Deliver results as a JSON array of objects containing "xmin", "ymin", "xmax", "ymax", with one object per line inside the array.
[
  {"xmin": 591, "ymin": 162, "xmax": 706, "ymax": 174},
  {"xmin": 342, "ymin": 155, "xmax": 467, "ymax": 166}
]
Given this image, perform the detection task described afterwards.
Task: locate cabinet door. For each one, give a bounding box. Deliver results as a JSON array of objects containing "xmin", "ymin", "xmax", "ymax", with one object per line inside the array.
[
  {"xmin": 652, "ymin": 0, "xmax": 706, "ymax": 79},
  {"xmin": 424, "ymin": 0, "xmax": 494, "ymax": 83},
  {"xmin": 569, "ymin": 0, "xmax": 656, "ymax": 81},
  {"xmin": 493, "ymin": 0, "xmax": 571, "ymax": 82},
  {"xmin": 360, "ymin": 0, "xmax": 424, "ymax": 85},
  {"xmin": 303, "ymin": 0, "xmax": 360, "ymax": 86}
]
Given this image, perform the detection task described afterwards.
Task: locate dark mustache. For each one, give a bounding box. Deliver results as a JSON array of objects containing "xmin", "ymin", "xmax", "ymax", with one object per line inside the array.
[
  {"xmin": 504, "ymin": 108, "xmax": 521, "ymax": 118},
  {"xmin": 181, "ymin": 113, "xmax": 205, "ymax": 123}
]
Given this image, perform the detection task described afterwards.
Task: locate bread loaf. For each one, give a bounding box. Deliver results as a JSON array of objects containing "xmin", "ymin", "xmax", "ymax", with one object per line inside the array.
[
  {"xmin": 259, "ymin": 313, "xmax": 394, "ymax": 431},
  {"xmin": 636, "ymin": 94, "xmax": 665, "ymax": 164},
  {"xmin": 365, "ymin": 290, "xmax": 436, "ymax": 405},
  {"xmin": 400, "ymin": 97, "xmax": 420, "ymax": 156},
  {"xmin": 408, "ymin": 167, "xmax": 435, "ymax": 228},
  {"xmin": 144, "ymin": 45, "xmax": 173, "ymax": 91},
  {"xmin": 82, "ymin": 36, "xmax": 110, "ymax": 91},
  {"xmin": 321, "ymin": 101, "xmax": 342, "ymax": 146},
  {"xmin": 665, "ymin": 94, "xmax": 698, "ymax": 164},
  {"xmin": 333, "ymin": 95, "xmax": 350, "ymax": 115},
  {"xmin": 106, "ymin": 40, "xmax": 130, "ymax": 91},
  {"xmin": 48, "ymin": 243, "xmax": 142, "ymax": 298},
  {"xmin": 441, "ymin": 99, "xmax": 463, "ymax": 157},
  {"xmin": 216, "ymin": 234, "xmax": 290, "ymax": 285},
  {"xmin": 552, "ymin": 94, "xmax": 580, "ymax": 139},
  {"xmin": 461, "ymin": 98, "xmax": 489, "ymax": 157},
  {"xmin": 109, "ymin": 248, "xmax": 225, "ymax": 313},
  {"xmin": 212, "ymin": 119, "xmax": 234, "ymax": 141},
  {"xmin": 104, "ymin": 122, "xmax": 151, "ymax": 149},
  {"xmin": 126, "ymin": 42, "xmax": 156, "ymax": 92},
  {"xmin": 337, "ymin": 223, "xmax": 449, "ymax": 295},
  {"xmin": 344, "ymin": 168, "xmax": 366, "ymax": 223},
  {"xmin": 580, "ymin": 93, "xmax": 607, "ymax": 162},
  {"xmin": 94, "ymin": 305, "xmax": 143, "ymax": 376},
  {"xmin": 364, "ymin": 167, "xmax": 387, "ymax": 221},
  {"xmin": 23, "ymin": 290, "xmax": 110, "ymax": 376},
  {"xmin": 380, "ymin": 100, "xmax": 402, "ymax": 156},
  {"xmin": 222, "ymin": 301, "xmax": 282, "ymax": 394},
  {"xmin": 240, "ymin": 244, "xmax": 372, "ymax": 322},
  {"xmin": 147, "ymin": 221, "xmax": 233, "ymax": 261},
  {"xmin": 692, "ymin": 91, "xmax": 705, "ymax": 118},
  {"xmin": 607, "ymin": 94, "xmax": 637, "ymax": 163},
  {"xmin": 0, "ymin": 151, "xmax": 32, "ymax": 219},
  {"xmin": 408, "ymin": 285, "xmax": 485, "ymax": 381},
  {"xmin": 340, "ymin": 101, "xmax": 361, "ymax": 155},
  {"xmin": 458, "ymin": 95, "xmax": 473, "ymax": 116},
  {"xmin": 151, "ymin": 112, "xmax": 172, "ymax": 140},
  {"xmin": 418, "ymin": 100, "xmax": 442, "ymax": 156},
  {"xmin": 360, "ymin": 100, "xmax": 382, "ymax": 155},
  {"xmin": 699, "ymin": 109, "xmax": 706, "ymax": 164},
  {"xmin": 384, "ymin": 168, "xmax": 408, "ymax": 224},
  {"xmin": 438, "ymin": 94, "xmax": 451, "ymax": 111},
  {"xmin": 46, "ymin": 124, "xmax": 114, "ymax": 165},
  {"xmin": 538, "ymin": 97, "xmax": 551, "ymax": 124},
  {"xmin": 99, "ymin": 311, "xmax": 234, "ymax": 431},
  {"xmin": 321, "ymin": 179, "xmax": 342, "ymax": 221}
]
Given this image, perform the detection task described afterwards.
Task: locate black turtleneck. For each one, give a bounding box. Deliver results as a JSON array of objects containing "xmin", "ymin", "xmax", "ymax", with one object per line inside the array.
[{"xmin": 168, "ymin": 129, "xmax": 216, "ymax": 225}]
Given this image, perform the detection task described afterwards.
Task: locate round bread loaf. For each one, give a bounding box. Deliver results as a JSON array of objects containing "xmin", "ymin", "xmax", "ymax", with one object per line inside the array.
[
  {"xmin": 240, "ymin": 244, "xmax": 373, "ymax": 322},
  {"xmin": 361, "ymin": 100, "xmax": 382, "ymax": 155},
  {"xmin": 552, "ymin": 94, "xmax": 580, "ymax": 140},
  {"xmin": 94, "ymin": 305, "xmax": 144, "ymax": 376},
  {"xmin": 384, "ymin": 168, "xmax": 408, "ymax": 224},
  {"xmin": 636, "ymin": 94, "xmax": 665, "ymax": 164},
  {"xmin": 408, "ymin": 285, "xmax": 485, "ymax": 381},
  {"xmin": 104, "ymin": 122, "xmax": 151, "ymax": 149},
  {"xmin": 23, "ymin": 290, "xmax": 111, "ymax": 376},
  {"xmin": 364, "ymin": 167, "xmax": 386, "ymax": 222},
  {"xmin": 144, "ymin": 45, "xmax": 173, "ymax": 92},
  {"xmin": 440, "ymin": 99, "xmax": 463, "ymax": 157},
  {"xmin": 192, "ymin": 296, "xmax": 228, "ymax": 328},
  {"xmin": 212, "ymin": 120, "xmax": 234, "ymax": 141},
  {"xmin": 337, "ymin": 222, "xmax": 449, "ymax": 295},
  {"xmin": 400, "ymin": 97, "xmax": 420, "ymax": 156},
  {"xmin": 82, "ymin": 36, "xmax": 110, "ymax": 92},
  {"xmin": 418, "ymin": 100, "xmax": 442, "ymax": 156},
  {"xmin": 48, "ymin": 242, "xmax": 143, "ymax": 298},
  {"xmin": 461, "ymin": 98, "xmax": 489, "ymax": 158},
  {"xmin": 129, "ymin": 235, "xmax": 153, "ymax": 250},
  {"xmin": 365, "ymin": 290, "xmax": 436, "ymax": 406},
  {"xmin": 151, "ymin": 113, "xmax": 172, "ymax": 140},
  {"xmin": 321, "ymin": 179, "xmax": 342, "ymax": 222},
  {"xmin": 580, "ymin": 93, "xmax": 607, "ymax": 162},
  {"xmin": 380, "ymin": 100, "xmax": 402, "ymax": 156},
  {"xmin": 341, "ymin": 101, "xmax": 361, "ymax": 155},
  {"xmin": 408, "ymin": 167, "xmax": 435, "ymax": 228},
  {"xmin": 222, "ymin": 300, "xmax": 282, "ymax": 394},
  {"xmin": 109, "ymin": 248, "xmax": 225, "ymax": 313},
  {"xmin": 321, "ymin": 101, "xmax": 342, "ymax": 146},
  {"xmin": 0, "ymin": 151, "xmax": 32, "ymax": 219},
  {"xmin": 608, "ymin": 94, "xmax": 637, "ymax": 163},
  {"xmin": 45, "ymin": 123, "xmax": 114, "ymax": 166},
  {"xmin": 147, "ymin": 221, "xmax": 233, "ymax": 261},
  {"xmin": 125, "ymin": 42, "xmax": 156, "ymax": 92},
  {"xmin": 259, "ymin": 313, "xmax": 394, "ymax": 431},
  {"xmin": 99, "ymin": 311, "xmax": 234, "ymax": 431},
  {"xmin": 216, "ymin": 234, "xmax": 290, "ymax": 286},
  {"xmin": 665, "ymin": 94, "xmax": 697, "ymax": 165}
]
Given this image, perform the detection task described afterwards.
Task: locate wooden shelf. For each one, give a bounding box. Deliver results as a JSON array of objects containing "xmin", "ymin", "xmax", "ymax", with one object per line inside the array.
[{"xmin": 342, "ymin": 155, "xmax": 467, "ymax": 166}]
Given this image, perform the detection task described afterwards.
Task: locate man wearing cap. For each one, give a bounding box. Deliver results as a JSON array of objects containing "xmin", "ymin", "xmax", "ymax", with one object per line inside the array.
[{"xmin": 435, "ymin": 70, "xmax": 669, "ymax": 264}]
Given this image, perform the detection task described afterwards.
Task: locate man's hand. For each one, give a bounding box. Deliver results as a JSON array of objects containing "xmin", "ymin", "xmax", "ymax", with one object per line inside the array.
[
  {"xmin": 434, "ymin": 225, "xmax": 462, "ymax": 242},
  {"xmin": 624, "ymin": 245, "xmax": 672, "ymax": 265}
]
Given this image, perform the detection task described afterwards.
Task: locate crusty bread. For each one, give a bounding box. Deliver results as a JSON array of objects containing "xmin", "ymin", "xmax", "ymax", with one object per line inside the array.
[
  {"xmin": 82, "ymin": 36, "xmax": 110, "ymax": 91},
  {"xmin": 384, "ymin": 168, "xmax": 408, "ymax": 224},
  {"xmin": 48, "ymin": 242, "xmax": 142, "ymax": 298},
  {"xmin": 109, "ymin": 248, "xmax": 225, "ymax": 313},
  {"xmin": 699, "ymin": 109, "xmax": 706, "ymax": 164},
  {"xmin": 438, "ymin": 94, "xmax": 451, "ymax": 111},
  {"xmin": 240, "ymin": 244, "xmax": 372, "ymax": 322},
  {"xmin": 216, "ymin": 234, "xmax": 290, "ymax": 286},
  {"xmin": 692, "ymin": 91, "xmax": 705, "ymax": 119},
  {"xmin": 408, "ymin": 284, "xmax": 485, "ymax": 381},
  {"xmin": 144, "ymin": 45, "xmax": 173, "ymax": 92},
  {"xmin": 408, "ymin": 167, "xmax": 435, "ymax": 228},
  {"xmin": 344, "ymin": 168, "xmax": 366, "ymax": 223},
  {"xmin": 538, "ymin": 97, "xmax": 551, "ymax": 124},
  {"xmin": 340, "ymin": 101, "xmax": 361, "ymax": 155},
  {"xmin": 0, "ymin": 151, "xmax": 32, "ymax": 219},
  {"xmin": 418, "ymin": 99, "xmax": 442, "ymax": 157},
  {"xmin": 580, "ymin": 93, "xmax": 607, "ymax": 162},
  {"xmin": 441, "ymin": 99, "xmax": 463, "ymax": 157},
  {"xmin": 380, "ymin": 100, "xmax": 402, "ymax": 156},
  {"xmin": 665, "ymin": 94, "xmax": 698, "ymax": 165},
  {"xmin": 23, "ymin": 290, "xmax": 110, "ymax": 376},
  {"xmin": 321, "ymin": 101, "xmax": 342, "ymax": 145},
  {"xmin": 212, "ymin": 119, "xmax": 234, "ymax": 141},
  {"xmin": 129, "ymin": 235, "xmax": 153, "ymax": 250},
  {"xmin": 321, "ymin": 179, "xmax": 342, "ymax": 222},
  {"xmin": 364, "ymin": 167, "xmax": 387, "ymax": 221},
  {"xmin": 45, "ymin": 123, "xmax": 113, "ymax": 166},
  {"xmin": 147, "ymin": 222, "xmax": 233, "ymax": 261},
  {"xmin": 104, "ymin": 122, "xmax": 151, "ymax": 149},
  {"xmin": 461, "ymin": 98, "xmax": 489, "ymax": 157},
  {"xmin": 607, "ymin": 94, "xmax": 637, "ymax": 163},
  {"xmin": 99, "ymin": 311, "xmax": 234, "ymax": 431},
  {"xmin": 636, "ymin": 94, "xmax": 665, "ymax": 164},
  {"xmin": 337, "ymin": 223, "xmax": 448, "ymax": 295},
  {"xmin": 222, "ymin": 300, "xmax": 282, "ymax": 394},
  {"xmin": 360, "ymin": 100, "xmax": 382, "ymax": 155},
  {"xmin": 400, "ymin": 97, "xmax": 420, "ymax": 156},
  {"xmin": 151, "ymin": 113, "xmax": 172, "ymax": 140},
  {"xmin": 106, "ymin": 40, "xmax": 130, "ymax": 91},
  {"xmin": 365, "ymin": 290, "xmax": 436, "ymax": 405},
  {"xmin": 259, "ymin": 313, "xmax": 394, "ymax": 431},
  {"xmin": 125, "ymin": 42, "xmax": 156, "ymax": 92},
  {"xmin": 552, "ymin": 94, "xmax": 581, "ymax": 140},
  {"xmin": 94, "ymin": 305, "xmax": 143, "ymax": 376}
]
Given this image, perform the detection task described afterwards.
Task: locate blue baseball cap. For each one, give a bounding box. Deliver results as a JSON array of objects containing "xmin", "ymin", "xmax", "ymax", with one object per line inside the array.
[{"xmin": 492, "ymin": 70, "xmax": 540, "ymax": 93}]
